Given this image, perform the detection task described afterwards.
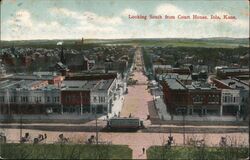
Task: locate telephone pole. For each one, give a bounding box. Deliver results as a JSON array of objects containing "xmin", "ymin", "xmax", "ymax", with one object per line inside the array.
[
  {"xmin": 182, "ymin": 110, "xmax": 186, "ymax": 145},
  {"xmin": 95, "ymin": 106, "xmax": 98, "ymax": 145}
]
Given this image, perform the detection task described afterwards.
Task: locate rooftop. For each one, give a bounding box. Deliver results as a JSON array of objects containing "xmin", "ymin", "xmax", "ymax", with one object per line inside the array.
[
  {"xmin": 218, "ymin": 67, "xmax": 249, "ymax": 73},
  {"xmin": 220, "ymin": 78, "xmax": 249, "ymax": 90},
  {"xmin": 62, "ymin": 80, "xmax": 96, "ymax": 91},
  {"xmin": 92, "ymin": 79, "xmax": 115, "ymax": 91},
  {"xmin": 165, "ymin": 78, "xmax": 186, "ymax": 90},
  {"xmin": 62, "ymin": 80, "xmax": 114, "ymax": 91},
  {"xmin": 0, "ymin": 80, "xmax": 44, "ymax": 90},
  {"xmin": 9, "ymin": 73, "xmax": 59, "ymax": 80},
  {"xmin": 157, "ymin": 73, "xmax": 192, "ymax": 81}
]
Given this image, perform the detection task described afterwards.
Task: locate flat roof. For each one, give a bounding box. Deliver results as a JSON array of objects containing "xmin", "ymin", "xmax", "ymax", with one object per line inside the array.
[
  {"xmin": 0, "ymin": 80, "xmax": 43, "ymax": 90},
  {"xmin": 92, "ymin": 79, "xmax": 114, "ymax": 91},
  {"xmin": 62, "ymin": 80, "xmax": 114, "ymax": 91},
  {"xmin": 165, "ymin": 78, "xmax": 186, "ymax": 90},
  {"xmin": 9, "ymin": 74, "xmax": 58, "ymax": 80},
  {"xmin": 62, "ymin": 81, "xmax": 92, "ymax": 91},
  {"xmin": 219, "ymin": 68, "xmax": 249, "ymax": 73},
  {"xmin": 157, "ymin": 73, "xmax": 192, "ymax": 81},
  {"xmin": 153, "ymin": 65, "xmax": 172, "ymax": 69},
  {"xmin": 220, "ymin": 78, "xmax": 249, "ymax": 90}
]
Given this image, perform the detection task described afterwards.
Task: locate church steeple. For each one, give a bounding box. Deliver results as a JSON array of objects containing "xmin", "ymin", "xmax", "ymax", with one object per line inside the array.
[{"xmin": 60, "ymin": 46, "xmax": 66, "ymax": 64}]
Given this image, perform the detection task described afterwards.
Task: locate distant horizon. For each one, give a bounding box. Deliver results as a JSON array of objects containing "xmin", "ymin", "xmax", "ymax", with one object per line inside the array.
[{"xmin": 1, "ymin": 36, "xmax": 250, "ymax": 42}]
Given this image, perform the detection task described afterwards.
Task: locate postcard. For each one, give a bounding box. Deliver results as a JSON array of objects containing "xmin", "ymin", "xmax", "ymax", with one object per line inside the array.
[{"xmin": 0, "ymin": 0, "xmax": 249, "ymax": 159}]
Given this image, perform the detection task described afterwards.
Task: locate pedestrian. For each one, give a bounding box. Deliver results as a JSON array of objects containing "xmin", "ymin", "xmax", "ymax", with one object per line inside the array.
[
  {"xmin": 44, "ymin": 133, "xmax": 47, "ymax": 139},
  {"xmin": 142, "ymin": 147, "xmax": 145, "ymax": 154}
]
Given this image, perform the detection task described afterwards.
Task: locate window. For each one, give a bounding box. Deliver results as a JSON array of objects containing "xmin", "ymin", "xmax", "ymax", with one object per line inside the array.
[
  {"xmin": 208, "ymin": 95, "xmax": 219, "ymax": 104},
  {"xmin": 193, "ymin": 95, "xmax": 204, "ymax": 103},
  {"xmin": 0, "ymin": 96, "xmax": 4, "ymax": 102},
  {"xmin": 93, "ymin": 96, "xmax": 97, "ymax": 102},
  {"xmin": 98, "ymin": 96, "xmax": 105, "ymax": 103},
  {"xmin": 21, "ymin": 96, "xmax": 28, "ymax": 103},
  {"xmin": 225, "ymin": 96, "xmax": 228, "ymax": 103},
  {"xmin": 9, "ymin": 96, "xmax": 16, "ymax": 102},
  {"xmin": 66, "ymin": 96, "xmax": 70, "ymax": 102},
  {"xmin": 47, "ymin": 97, "xmax": 50, "ymax": 102}
]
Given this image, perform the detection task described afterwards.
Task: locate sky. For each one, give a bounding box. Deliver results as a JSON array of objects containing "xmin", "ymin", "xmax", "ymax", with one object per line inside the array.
[{"xmin": 1, "ymin": 0, "xmax": 249, "ymax": 40}]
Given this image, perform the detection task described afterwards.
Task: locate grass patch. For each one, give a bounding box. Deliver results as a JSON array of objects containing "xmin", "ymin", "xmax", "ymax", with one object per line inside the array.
[
  {"xmin": 147, "ymin": 146, "xmax": 249, "ymax": 160},
  {"xmin": 0, "ymin": 143, "xmax": 132, "ymax": 159}
]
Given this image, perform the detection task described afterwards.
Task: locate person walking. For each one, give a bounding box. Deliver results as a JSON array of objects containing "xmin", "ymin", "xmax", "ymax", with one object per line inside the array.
[{"xmin": 142, "ymin": 147, "xmax": 145, "ymax": 154}]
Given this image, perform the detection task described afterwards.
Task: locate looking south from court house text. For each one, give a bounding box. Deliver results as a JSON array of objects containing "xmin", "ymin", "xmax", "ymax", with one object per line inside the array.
[{"xmin": 128, "ymin": 14, "xmax": 237, "ymax": 20}]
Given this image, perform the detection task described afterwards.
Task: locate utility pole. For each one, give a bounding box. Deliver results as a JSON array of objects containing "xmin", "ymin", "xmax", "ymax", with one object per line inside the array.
[
  {"xmin": 20, "ymin": 109, "xmax": 22, "ymax": 143},
  {"xmin": 182, "ymin": 110, "xmax": 186, "ymax": 145},
  {"xmin": 95, "ymin": 106, "xmax": 98, "ymax": 145},
  {"xmin": 80, "ymin": 92, "xmax": 82, "ymax": 115},
  {"xmin": 7, "ymin": 89, "xmax": 10, "ymax": 116}
]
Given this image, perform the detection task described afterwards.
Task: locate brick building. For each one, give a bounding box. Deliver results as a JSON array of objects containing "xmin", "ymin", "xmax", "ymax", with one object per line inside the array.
[
  {"xmin": 162, "ymin": 78, "xmax": 221, "ymax": 115},
  {"xmin": 61, "ymin": 81, "xmax": 95, "ymax": 114}
]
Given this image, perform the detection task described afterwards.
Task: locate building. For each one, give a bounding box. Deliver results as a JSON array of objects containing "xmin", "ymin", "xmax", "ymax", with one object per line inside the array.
[
  {"xmin": 152, "ymin": 65, "xmax": 172, "ymax": 76},
  {"xmin": 0, "ymin": 80, "xmax": 61, "ymax": 114},
  {"xmin": 61, "ymin": 78, "xmax": 117, "ymax": 115},
  {"xmin": 215, "ymin": 66, "xmax": 249, "ymax": 79},
  {"xmin": 8, "ymin": 72, "xmax": 63, "ymax": 85},
  {"xmin": 162, "ymin": 78, "xmax": 221, "ymax": 116},
  {"xmin": 66, "ymin": 55, "xmax": 95, "ymax": 72},
  {"xmin": 55, "ymin": 62, "xmax": 70, "ymax": 76},
  {"xmin": 213, "ymin": 78, "xmax": 249, "ymax": 117},
  {"xmin": 0, "ymin": 62, "xmax": 7, "ymax": 78},
  {"xmin": 156, "ymin": 73, "xmax": 192, "ymax": 85},
  {"xmin": 0, "ymin": 73, "xmax": 118, "ymax": 115},
  {"xmin": 91, "ymin": 79, "xmax": 117, "ymax": 114},
  {"xmin": 61, "ymin": 81, "xmax": 93, "ymax": 114},
  {"xmin": 65, "ymin": 72, "xmax": 118, "ymax": 81}
]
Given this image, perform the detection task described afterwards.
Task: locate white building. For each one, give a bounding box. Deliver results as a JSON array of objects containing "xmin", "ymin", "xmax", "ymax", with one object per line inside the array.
[
  {"xmin": 90, "ymin": 79, "xmax": 117, "ymax": 114},
  {"xmin": 221, "ymin": 89, "xmax": 240, "ymax": 116},
  {"xmin": 0, "ymin": 80, "xmax": 60, "ymax": 114}
]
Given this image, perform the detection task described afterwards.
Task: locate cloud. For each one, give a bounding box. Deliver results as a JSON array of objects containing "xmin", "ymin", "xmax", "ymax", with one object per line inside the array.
[
  {"xmin": 7, "ymin": 10, "xmax": 33, "ymax": 28},
  {"xmin": 121, "ymin": 8, "xmax": 138, "ymax": 17},
  {"xmin": 155, "ymin": 4, "xmax": 185, "ymax": 15},
  {"xmin": 50, "ymin": 7, "xmax": 123, "ymax": 26},
  {"xmin": 81, "ymin": 11, "xmax": 123, "ymax": 25},
  {"xmin": 50, "ymin": 7, "xmax": 78, "ymax": 17}
]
